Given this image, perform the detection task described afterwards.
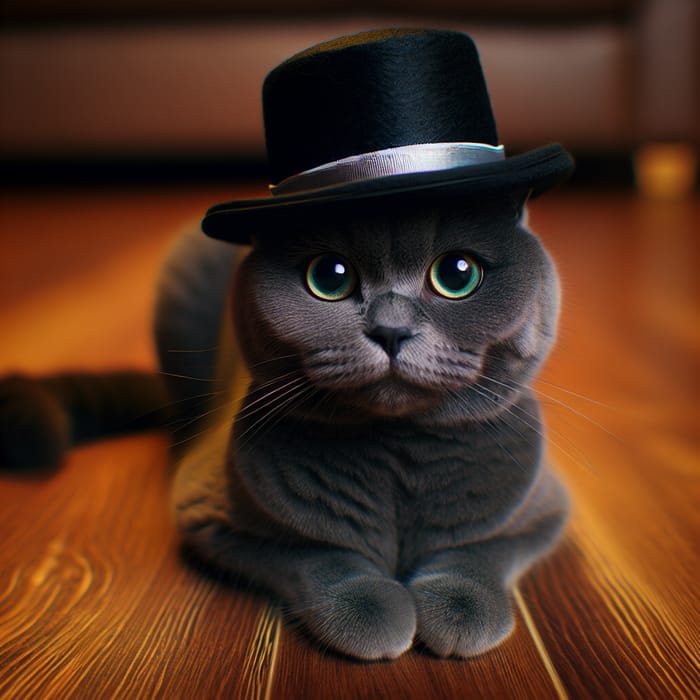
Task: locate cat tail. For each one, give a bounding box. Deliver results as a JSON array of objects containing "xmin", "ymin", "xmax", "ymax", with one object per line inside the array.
[
  {"xmin": 0, "ymin": 370, "xmax": 171, "ymax": 470},
  {"xmin": 0, "ymin": 224, "xmax": 243, "ymax": 471}
]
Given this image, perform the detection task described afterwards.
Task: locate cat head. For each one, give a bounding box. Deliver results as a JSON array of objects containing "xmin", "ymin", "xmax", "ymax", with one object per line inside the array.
[{"xmin": 232, "ymin": 195, "xmax": 559, "ymax": 425}]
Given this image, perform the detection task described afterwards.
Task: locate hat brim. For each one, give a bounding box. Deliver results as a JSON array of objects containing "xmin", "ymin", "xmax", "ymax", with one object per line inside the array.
[{"xmin": 202, "ymin": 143, "xmax": 574, "ymax": 243}]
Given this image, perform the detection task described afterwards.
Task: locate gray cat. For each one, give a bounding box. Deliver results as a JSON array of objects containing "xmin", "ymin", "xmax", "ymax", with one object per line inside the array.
[
  {"xmin": 161, "ymin": 194, "xmax": 569, "ymax": 661},
  {"xmin": 0, "ymin": 28, "xmax": 570, "ymax": 663}
]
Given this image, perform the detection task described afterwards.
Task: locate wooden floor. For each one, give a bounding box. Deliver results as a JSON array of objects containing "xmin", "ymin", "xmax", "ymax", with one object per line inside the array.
[{"xmin": 0, "ymin": 185, "xmax": 698, "ymax": 699}]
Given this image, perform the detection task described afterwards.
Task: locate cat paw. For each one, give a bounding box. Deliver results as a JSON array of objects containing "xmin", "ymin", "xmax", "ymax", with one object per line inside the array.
[
  {"xmin": 410, "ymin": 573, "xmax": 514, "ymax": 658},
  {"xmin": 300, "ymin": 576, "xmax": 416, "ymax": 661}
]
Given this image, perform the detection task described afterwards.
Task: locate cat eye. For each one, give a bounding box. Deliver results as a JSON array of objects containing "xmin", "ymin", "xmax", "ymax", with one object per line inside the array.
[
  {"xmin": 428, "ymin": 252, "xmax": 483, "ymax": 299},
  {"xmin": 306, "ymin": 254, "xmax": 357, "ymax": 301}
]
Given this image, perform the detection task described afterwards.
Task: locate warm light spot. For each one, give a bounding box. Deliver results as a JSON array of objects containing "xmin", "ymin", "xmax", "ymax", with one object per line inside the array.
[{"xmin": 635, "ymin": 143, "xmax": 698, "ymax": 200}]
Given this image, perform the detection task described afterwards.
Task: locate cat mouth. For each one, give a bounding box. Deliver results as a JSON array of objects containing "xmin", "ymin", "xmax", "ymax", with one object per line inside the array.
[
  {"xmin": 303, "ymin": 347, "xmax": 483, "ymax": 416},
  {"xmin": 346, "ymin": 363, "xmax": 473, "ymax": 416},
  {"xmin": 351, "ymin": 377, "xmax": 441, "ymax": 416}
]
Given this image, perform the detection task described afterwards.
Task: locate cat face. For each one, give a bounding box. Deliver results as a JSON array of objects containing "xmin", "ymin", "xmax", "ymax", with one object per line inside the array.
[{"xmin": 233, "ymin": 197, "xmax": 559, "ymax": 424}]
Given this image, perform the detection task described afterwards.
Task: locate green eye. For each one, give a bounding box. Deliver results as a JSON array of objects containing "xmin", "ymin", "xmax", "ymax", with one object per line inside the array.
[
  {"xmin": 306, "ymin": 254, "xmax": 357, "ymax": 301},
  {"xmin": 429, "ymin": 252, "xmax": 482, "ymax": 299}
]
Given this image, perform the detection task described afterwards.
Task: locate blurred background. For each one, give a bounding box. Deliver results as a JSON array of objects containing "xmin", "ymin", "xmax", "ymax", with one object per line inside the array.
[{"xmin": 1, "ymin": 0, "xmax": 698, "ymax": 190}]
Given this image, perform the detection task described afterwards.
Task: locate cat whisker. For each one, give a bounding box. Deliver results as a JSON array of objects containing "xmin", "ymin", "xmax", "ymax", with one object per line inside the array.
[
  {"xmin": 167, "ymin": 389, "xmax": 227, "ymax": 405},
  {"xmin": 234, "ymin": 382, "xmax": 319, "ymax": 452},
  {"xmin": 483, "ymin": 353, "xmax": 617, "ymax": 411},
  {"xmin": 308, "ymin": 388, "xmax": 339, "ymax": 424},
  {"xmin": 236, "ymin": 374, "xmax": 309, "ymax": 422},
  {"xmin": 176, "ymin": 374, "xmax": 307, "ymax": 436},
  {"xmin": 235, "ymin": 368, "xmax": 306, "ymax": 395},
  {"xmin": 121, "ymin": 387, "xmax": 226, "ymax": 432},
  {"xmin": 458, "ymin": 385, "xmax": 544, "ymax": 475},
  {"xmin": 169, "ymin": 411, "xmax": 232, "ymax": 450},
  {"xmin": 168, "ymin": 370, "xmax": 310, "ymax": 446},
  {"xmin": 480, "ymin": 373, "xmax": 623, "ymax": 448},
  {"xmin": 247, "ymin": 353, "xmax": 299, "ymax": 370},
  {"xmin": 535, "ymin": 389, "xmax": 623, "ymax": 446},
  {"xmin": 163, "ymin": 345, "xmax": 221, "ymax": 354},
  {"xmin": 455, "ymin": 347, "xmax": 483, "ymax": 368},
  {"xmin": 160, "ymin": 370, "xmax": 219, "ymax": 383},
  {"xmin": 533, "ymin": 377, "xmax": 615, "ymax": 410},
  {"xmin": 162, "ymin": 389, "xmax": 232, "ymax": 426},
  {"xmin": 447, "ymin": 388, "xmax": 531, "ymax": 477},
  {"xmin": 467, "ymin": 380, "xmax": 599, "ymax": 476},
  {"xmin": 169, "ymin": 399, "xmax": 234, "ymax": 436}
]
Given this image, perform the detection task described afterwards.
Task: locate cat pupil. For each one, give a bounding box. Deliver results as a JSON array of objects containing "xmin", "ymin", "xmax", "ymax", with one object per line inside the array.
[
  {"xmin": 306, "ymin": 253, "xmax": 356, "ymax": 300},
  {"xmin": 315, "ymin": 257, "xmax": 346, "ymax": 291},
  {"xmin": 430, "ymin": 252, "xmax": 482, "ymax": 298},
  {"xmin": 441, "ymin": 255, "xmax": 472, "ymax": 288}
]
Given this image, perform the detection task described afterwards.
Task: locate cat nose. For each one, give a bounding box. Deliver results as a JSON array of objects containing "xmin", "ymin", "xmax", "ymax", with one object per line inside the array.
[{"xmin": 366, "ymin": 326, "xmax": 413, "ymax": 358}]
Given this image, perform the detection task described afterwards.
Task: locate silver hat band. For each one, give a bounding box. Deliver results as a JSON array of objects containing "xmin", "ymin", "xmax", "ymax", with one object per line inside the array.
[{"xmin": 269, "ymin": 142, "xmax": 506, "ymax": 196}]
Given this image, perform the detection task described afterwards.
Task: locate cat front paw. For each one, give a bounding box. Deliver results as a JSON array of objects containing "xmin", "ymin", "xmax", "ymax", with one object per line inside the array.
[
  {"xmin": 410, "ymin": 573, "xmax": 514, "ymax": 658},
  {"xmin": 300, "ymin": 576, "xmax": 416, "ymax": 661}
]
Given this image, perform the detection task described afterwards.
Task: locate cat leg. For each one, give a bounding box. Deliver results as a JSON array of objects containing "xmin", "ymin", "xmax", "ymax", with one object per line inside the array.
[
  {"xmin": 200, "ymin": 532, "xmax": 416, "ymax": 661},
  {"xmin": 409, "ymin": 468, "xmax": 568, "ymax": 658},
  {"xmin": 172, "ymin": 447, "xmax": 416, "ymax": 661}
]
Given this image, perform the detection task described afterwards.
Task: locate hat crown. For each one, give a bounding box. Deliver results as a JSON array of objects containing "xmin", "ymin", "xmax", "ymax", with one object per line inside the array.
[{"xmin": 262, "ymin": 29, "xmax": 499, "ymax": 185}]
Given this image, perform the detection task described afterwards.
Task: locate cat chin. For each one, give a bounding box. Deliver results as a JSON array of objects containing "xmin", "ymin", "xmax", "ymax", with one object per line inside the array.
[
  {"xmin": 337, "ymin": 375, "xmax": 531, "ymax": 425},
  {"xmin": 302, "ymin": 364, "xmax": 484, "ymax": 420},
  {"xmin": 339, "ymin": 379, "xmax": 444, "ymax": 419}
]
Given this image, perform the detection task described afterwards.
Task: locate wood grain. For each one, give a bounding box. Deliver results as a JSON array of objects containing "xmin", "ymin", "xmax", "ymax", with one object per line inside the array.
[{"xmin": 0, "ymin": 187, "xmax": 698, "ymax": 698}]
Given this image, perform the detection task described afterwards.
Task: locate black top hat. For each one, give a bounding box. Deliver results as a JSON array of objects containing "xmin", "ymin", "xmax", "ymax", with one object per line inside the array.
[{"xmin": 202, "ymin": 28, "xmax": 573, "ymax": 243}]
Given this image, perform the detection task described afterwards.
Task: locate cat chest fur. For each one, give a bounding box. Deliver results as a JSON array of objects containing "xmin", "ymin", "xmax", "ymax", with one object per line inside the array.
[{"xmin": 230, "ymin": 400, "xmax": 543, "ymax": 576}]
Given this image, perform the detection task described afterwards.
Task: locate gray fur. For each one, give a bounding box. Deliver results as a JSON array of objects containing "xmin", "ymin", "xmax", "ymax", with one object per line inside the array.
[{"xmin": 164, "ymin": 197, "xmax": 568, "ymax": 661}]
